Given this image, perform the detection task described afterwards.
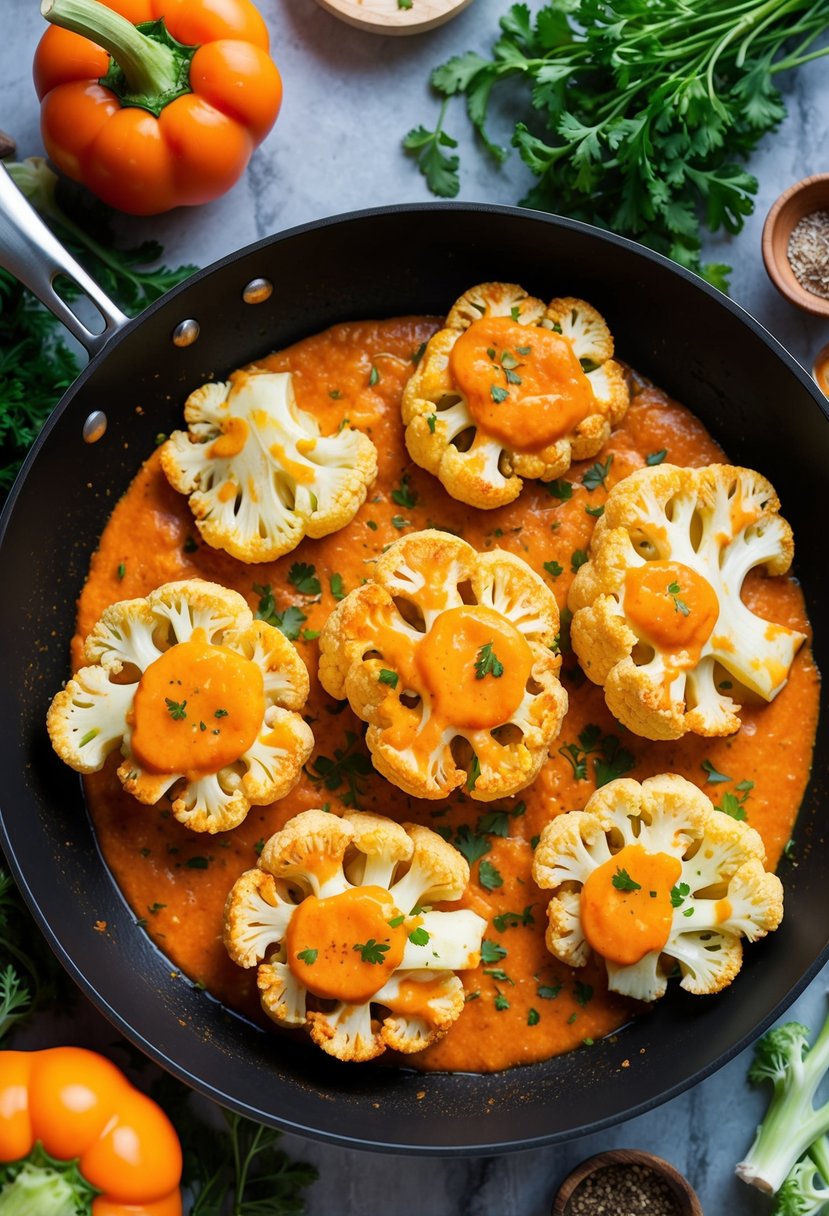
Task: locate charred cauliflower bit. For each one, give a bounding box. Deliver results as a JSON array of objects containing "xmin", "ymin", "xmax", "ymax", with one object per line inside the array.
[
  {"xmin": 161, "ymin": 369, "xmax": 378, "ymax": 563},
  {"xmin": 402, "ymin": 283, "xmax": 628, "ymax": 509},
  {"xmin": 532, "ymin": 774, "xmax": 783, "ymax": 1001},
  {"xmin": 318, "ymin": 529, "xmax": 568, "ymax": 801},
  {"xmin": 47, "ymin": 579, "xmax": 313, "ymax": 833},
  {"xmin": 569, "ymin": 464, "xmax": 805, "ymax": 740},
  {"xmin": 223, "ymin": 809, "xmax": 486, "ymax": 1062}
]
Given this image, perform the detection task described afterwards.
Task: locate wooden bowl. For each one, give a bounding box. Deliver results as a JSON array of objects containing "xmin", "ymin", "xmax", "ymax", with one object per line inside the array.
[
  {"xmin": 762, "ymin": 174, "xmax": 829, "ymax": 317},
  {"xmin": 314, "ymin": 0, "xmax": 474, "ymax": 34},
  {"xmin": 552, "ymin": 1149, "xmax": 702, "ymax": 1215}
]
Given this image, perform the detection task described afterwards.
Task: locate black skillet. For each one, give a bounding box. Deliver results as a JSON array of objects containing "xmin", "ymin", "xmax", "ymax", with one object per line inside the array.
[{"xmin": 0, "ymin": 166, "xmax": 827, "ymax": 1154}]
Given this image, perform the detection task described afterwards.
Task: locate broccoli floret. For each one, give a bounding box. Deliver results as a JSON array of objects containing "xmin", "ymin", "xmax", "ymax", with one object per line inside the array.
[
  {"xmin": 737, "ymin": 1010, "xmax": 829, "ymax": 1194},
  {"xmin": 772, "ymin": 1151, "xmax": 829, "ymax": 1216}
]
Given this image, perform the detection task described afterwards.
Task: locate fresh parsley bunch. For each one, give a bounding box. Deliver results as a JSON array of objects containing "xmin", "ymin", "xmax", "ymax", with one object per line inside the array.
[{"xmin": 405, "ymin": 0, "xmax": 829, "ymax": 287}]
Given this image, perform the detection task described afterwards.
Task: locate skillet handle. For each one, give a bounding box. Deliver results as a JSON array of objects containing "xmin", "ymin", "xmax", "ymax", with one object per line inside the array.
[{"xmin": 0, "ymin": 163, "xmax": 127, "ymax": 356}]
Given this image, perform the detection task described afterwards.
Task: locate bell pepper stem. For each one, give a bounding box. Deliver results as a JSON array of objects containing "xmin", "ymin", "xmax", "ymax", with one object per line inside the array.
[{"xmin": 41, "ymin": 0, "xmax": 180, "ymax": 100}]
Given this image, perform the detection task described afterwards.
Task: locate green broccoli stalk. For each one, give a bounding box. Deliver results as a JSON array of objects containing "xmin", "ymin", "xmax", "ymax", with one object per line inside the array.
[
  {"xmin": 772, "ymin": 1151, "xmax": 829, "ymax": 1216},
  {"xmin": 738, "ymin": 1013, "xmax": 829, "ymax": 1194},
  {"xmin": 0, "ymin": 1146, "xmax": 98, "ymax": 1216}
]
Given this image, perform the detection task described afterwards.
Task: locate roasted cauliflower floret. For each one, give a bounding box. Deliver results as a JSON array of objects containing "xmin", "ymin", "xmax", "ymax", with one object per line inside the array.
[
  {"xmin": 318, "ymin": 529, "xmax": 568, "ymax": 801},
  {"xmin": 47, "ymin": 579, "xmax": 314, "ymax": 833},
  {"xmin": 223, "ymin": 809, "xmax": 486, "ymax": 1062},
  {"xmin": 160, "ymin": 368, "xmax": 378, "ymax": 563},
  {"xmin": 532, "ymin": 774, "xmax": 783, "ymax": 1001},
  {"xmin": 402, "ymin": 283, "xmax": 629, "ymax": 509},
  {"xmin": 569, "ymin": 464, "xmax": 806, "ymax": 740}
]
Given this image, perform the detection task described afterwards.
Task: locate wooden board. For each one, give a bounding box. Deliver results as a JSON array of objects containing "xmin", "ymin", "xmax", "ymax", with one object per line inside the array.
[{"xmin": 314, "ymin": 0, "xmax": 474, "ymax": 35}]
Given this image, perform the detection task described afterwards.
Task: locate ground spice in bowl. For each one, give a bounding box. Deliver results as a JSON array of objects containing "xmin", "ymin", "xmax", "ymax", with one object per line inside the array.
[
  {"xmin": 564, "ymin": 1163, "xmax": 681, "ymax": 1215},
  {"xmin": 787, "ymin": 210, "xmax": 829, "ymax": 300}
]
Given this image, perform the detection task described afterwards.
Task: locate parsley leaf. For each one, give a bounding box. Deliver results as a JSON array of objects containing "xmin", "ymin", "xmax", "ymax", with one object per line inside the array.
[
  {"xmin": 543, "ymin": 559, "xmax": 563, "ymax": 578},
  {"xmin": 165, "ymin": 698, "xmax": 187, "ymax": 721},
  {"xmin": 354, "ymin": 938, "xmax": 390, "ymax": 964},
  {"xmin": 545, "ymin": 479, "xmax": 573, "ymax": 501},
  {"xmin": 403, "ymin": 102, "xmax": 460, "ymax": 198},
  {"xmin": 478, "ymin": 859, "xmax": 503, "ymax": 892},
  {"xmin": 296, "ymin": 948, "xmax": 318, "ymax": 965},
  {"xmin": 701, "ymin": 759, "xmax": 731, "ymax": 784},
  {"xmin": 254, "ymin": 583, "xmax": 308, "ymax": 641},
  {"xmin": 288, "ymin": 562, "xmax": 320, "ymax": 597},
  {"xmin": 474, "ymin": 641, "xmax": 504, "ymax": 680},
  {"xmin": 391, "ymin": 473, "xmax": 418, "ymax": 509},
  {"xmin": 408, "ymin": 927, "xmax": 430, "ymax": 946},
  {"xmin": 481, "ymin": 938, "xmax": 508, "ymax": 964},
  {"xmin": 582, "ymin": 455, "xmax": 613, "ymax": 491},
  {"xmin": 646, "ymin": 449, "xmax": 667, "ymax": 466},
  {"xmin": 307, "ymin": 731, "xmax": 373, "ymax": 808},
  {"xmin": 379, "ymin": 669, "xmax": 399, "ymax": 688},
  {"xmin": 329, "ymin": 573, "xmax": 346, "ymax": 601},
  {"xmin": 452, "ymin": 824, "xmax": 491, "ymax": 865},
  {"xmin": 670, "ymin": 882, "xmax": 690, "ymax": 908},
  {"xmin": 612, "ymin": 867, "xmax": 641, "ymax": 892}
]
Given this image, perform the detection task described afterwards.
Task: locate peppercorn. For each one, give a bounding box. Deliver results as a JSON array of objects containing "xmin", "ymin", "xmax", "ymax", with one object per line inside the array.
[
  {"xmin": 565, "ymin": 1162, "xmax": 681, "ymax": 1215},
  {"xmin": 787, "ymin": 210, "xmax": 829, "ymax": 300}
]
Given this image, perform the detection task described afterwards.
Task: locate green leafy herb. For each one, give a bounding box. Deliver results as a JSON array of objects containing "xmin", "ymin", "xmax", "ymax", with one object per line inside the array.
[
  {"xmin": 484, "ymin": 967, "xmax": 513, "ymax": 984},
  {"xmin": 701, "ymin": 758, "xmax": 731, "ymax": 784},
  {"xmin": 543, "ymin": 559, "xmax": 563, "ymax": 578},
  {"xmin": 296, "ymin": 948, "xmax": 318, "ymax": 965},
  {"xmin": 537, "ymin": 981, "xmax": 563, "ymax": 1000},
  {"xmin": 412, "ymin": 342, "xmax": 428, "ymax": 365},
  {"xmin": 398, "ymin": 0, "xmax": 413, "ymax": 10},
  {"xmin": 165, "ymin": 698, "xmax": 187, "ymax": 721},
  {"xmin": 718, "ymin": 791, "xmax": 748, "ymax": 821},
  {"xmin": 474, "ymin": 641, "xmax": 504, "ymax": 680},
  {"xmin": 612, "ymin": 867, "xmax": 642, "ymax": 892},
  {"xmin": 451, "ymin": 824, "xmax": 491, "ymax": 865},
  {"xmin": 379, "ymin": 669, "xmax": 399, "ymax": 688},
  {"xmin": 491, "ymin": 384, "xmax": 509, "ymax": 403},
  {"xmin": 570, "ymin": 548, "xmax": 588, "ymax": 573},
  {"xmin": 558, "ymin": 723, "xmax": 635, "ymax": 787},
  {"xmin": 583, "ymin": 455, "xmax": 613, "ymax": 492},
  {"xmin": 307, "ymin": 730, "xmax": 374, "ymax": 808},
  {"xmin": 391, "ymin": 514, "xmax": 410, "ymax": 529},
  {"xmin": 354, "ymin": 939, "xmax": 390, "ymax": 964},
  {"xmin": 185, "ymin": 856, "xmax": 210, "ymax": 870},
  {"xmin": 329, "ymin": 388, "xmax": 343, "ymax": 399},
  {"xmin": 481, "ymin": 938, "xmax": 508, "ymax": 964},
  {"xmin": 330, "ymin": 573, "xmax": 346, "ymax": 601},
  {"xmin": 646, "ymin": 449, "xmax": 667, "ymax": 466},
  {"xmin": 477, "ymin": 810, "xmax": 509, "ymax": 837},
  {"xmin": 493, "ymin": 989, "xmax": 510, "ymax": 1011},
  {"xmin": 403, "ymin": 99, "xmax": 460, "ymax": 198},
  {"xmin": 527, "ymin": 1007, "xmax": 540, "ymax": 1026},
  {"xmin": 408, "ymin": 927, "xmax": 430, "ymax": 946},
  {"xmin": 392, "ymin": 473, "xmax": 418, "ymax": 508},
  {"xmin": 254, "ymin": 584, "xmax": 308, "ymax": 641},
  {"xmin": 671, "ymin": 882, "xmax": 691, "ymax": 908},
  {"xmin": 116, "ymin": 562, "xmax": 126, "ymax": 580},
  {"xmin": 573, "ymin": 980, "xmax": 594, "ymax": 1007},
  {"xmin": 368, "ymin": 365, "xmax": 380, "ymax": 386},
  {"xmin": 478, "ymin": 860, "xmax": 503, "ymax": 892},
  {"xmin": 667, "ymin": 580, "xmax": 691, "ymax": 616},
  {"xmin": 288, "ymin": 562, "xmax": 320, "ymax": 596},
  {"xmin": 405, "ymin": 7, "xmax": 829, "ymax": 286},
  {"xmin": 492, "ymin": 905, "xmax": 535, "ymax": 932},
  {"xmin": 546, "ymin": 479, "xmax": 573, "ymax": 502},
  {"xmin": 466, "ymin": 752, "xmax": 482, "ymax": 792},
  {"xmin": 585, "ymin": 504, "xmax": 604, "ymax": 518},
  {"xmin": 427, "ymin": 413, "xmax": 437, "ymax": 432}
]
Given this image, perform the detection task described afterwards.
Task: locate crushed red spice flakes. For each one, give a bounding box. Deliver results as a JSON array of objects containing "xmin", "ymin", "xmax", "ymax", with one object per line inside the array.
[{"xmin": 565, "ymin": 1163, "xmax": 681, "ymax": 1216}]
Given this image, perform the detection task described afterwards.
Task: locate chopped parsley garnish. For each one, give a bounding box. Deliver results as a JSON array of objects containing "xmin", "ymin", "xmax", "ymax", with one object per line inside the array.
[
  {"xmin": 493, "ymin": 989, "xmax": 510, "ymax": 1011},
  {"xmin": 451, "ymin": 824, "xmax": 490, "ymax": 865},
  {"xmin": 306, "ymin": 730, "xmax": 373, "ymax": 808},
  {"xmin": 571, "ymin": 548, "xmax": 589, "ymax": 573},
  {"xmin": 254, "ymin": 583, "xmax": 308, "ymax": 640},
  {"xmin": 185, "ymin": 856, "xmax": 209, "ymax": 869},
  {"xmin": 474, "ymin": 641, "xmax": 504, "ymax": 680},
  {"xmin": 391, "ymin": 473, "xmax": 418, "ymax": 508},
  {"xmin": 379, "ymin": 669, "xmax": 399, "ymax": 688},
  {"xmin": 543, "ymin": 560, "xmax": 563, "ymax": 579},
  {"xmin": 368, "ymin": 365, "xmax": 380, "ymax": 386},
  {"xmin": 427, "ymin": 413, "xmax": 437, "ymax": 432},
  {"xmin": 477, "ymin": 810, "xmax": 509, "ymax": 837},
  {"xmin": 183, "ymin": 535, "xmax": 199, "ymax": 553},
  {"xmin": 558, "ymin": 723, "xmax": 635, "ymax": 787},
  {"xmin": 366, "ymin": 519, "xmax": 378, "ymax": 530},
  {"xmin": 717, "ymin": 791, "xmax": 748, "ymax": 820},
  {"xmin": 165, "ymin": 698, "xmax": 187, "ymax": 721},
  {"xmin": 391, "ymin": 514, "xmax": 410, "ymax": 529},
  {"xmin": 646, "ymin": 449, "xmax": 667, "ymax": 466},
  {"xmin": 408, "ymin": 927, "xmax": 430, "ymax": 946},
  {"xmin": 354, "ymin": 939, "xmax": 389, "ymax": 964},
  {"xmin": 546, "ymin": 479, "xmax": 573, "ymax": 501},
  {"xmin": 612, "ymin": 867, "xmax": 642, "ymax": 892},
  {"xmin": 537, "ymin": 981, "xmax": 562, "ymax": 1000},
  {"xmin": 387, "ymin": 914, "xmax": 406, "ymax": 928},
  {"xmin": 585, "ymin": 504, "xmax": 604, "ymax": 518},
  {"xmin": 478, "ymin": 859, "xmax": 503, "ymax": 892},
  {"xmin": 288, "ymin": 562, "xmax": 321, "ymax": 596},
  {"xmin": 481, "ymin": 939, "xmax": 508, "ymax": 964},
  {"xmin": 254, "ymin": 838, "xmax": 265, "ymax": 855},
  {"xmin": 329, "ymin": 388, "xmax": 343, "ymax": 399},
  {"xmin": 148, "ymin": 902, "xmax": 166, "ymax": 915},
  {"xmin": 667, "ymin": 580, "xmax": 691, "ymax": 616},
  {"xmin": 214, "ymin": 708, "xmax": 228, "ymax": 718},
  {"xmin": 411, "ymin": 341, "xmax": 427, "ymax": 364},
  {"xmin": 490, "ymin": 385, "xmax": 509, "ymax": 403},
  {"xmin": 527, "ymin": 1008, "xmax": 541, "ymax": 1026},
  {"xmin": 670, "ymin": 882, "xmax": 691, "ymax": 908},
  {"xmin": 296, "ymin": 948, "xmax": 318, "ymax": 965},
  {"xmin": 466, "ymin": 752, "xmax": 481, "ymax": 792},
  {"xmin": 492, "ymin": 906, "xmax": 535, "ymax": 932},
  {"xmin": 582, "ymin": 454, "xmax": 613, "ymax": 491},
  {"xmin": 573, "ymin": 981, "xmax": 594, "ymax": 1007},
  {"xmin": 701, "ymin": 759, "xmax": 731, "ymax": 784},
  {"xmin": 483, "ymin": 967, "xmax": 512, "ymax": 984},
  {"xmin": 330, "ymin": 573, "xmax": 346, "ymax": 601},
  {"xmin": 116, "ymin": 562, "xmax": 126, "ymax": 580}
]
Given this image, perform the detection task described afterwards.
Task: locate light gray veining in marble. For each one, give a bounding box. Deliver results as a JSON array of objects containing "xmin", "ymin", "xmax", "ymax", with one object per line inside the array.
[{"xmin": 1, "ymin": 2, "xmax": 828, "ymax": 1213}]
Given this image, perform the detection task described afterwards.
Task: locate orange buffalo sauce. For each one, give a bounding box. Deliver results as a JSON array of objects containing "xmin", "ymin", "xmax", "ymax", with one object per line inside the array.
[
  {"xmin": 414, "ymin": 605, "xmax": 531, "ymax": 732},
  {"xmin": 449, "ymin": 317, "xmax": 594, "ymax": 452},
  {"xmin": 75, "ymin": 317, "xmax": 820, "ymax": 1074},
  {"xmin": 208, "ymin": 415, "xmax": 249, "ymax": 460},
  {"xmin": 624, "ymin": 560, "xmax": 719, "ymax": 662},
  {"xmin": 581, "ymin": 844, "xmax": 682, "ymax": 966},
  {"xmin": 130, "ymin": 628, "xmax": 264, "ymax": 777},
  {"xmin": 285, "ymin": 886, "xmax": 406, "ymax": 1003}
]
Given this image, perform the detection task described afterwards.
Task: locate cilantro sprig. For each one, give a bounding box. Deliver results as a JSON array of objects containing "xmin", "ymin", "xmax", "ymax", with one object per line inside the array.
[{"xmin": 404, "ymin": 2, "xmax": 829, "ymax": 286}]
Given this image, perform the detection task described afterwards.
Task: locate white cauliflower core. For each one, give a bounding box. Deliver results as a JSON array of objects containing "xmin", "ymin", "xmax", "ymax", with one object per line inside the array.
[
  {"xmin": 223, "ymin": 809, "xmax": 486, "ymax": 1062},
  {"xmin": 402, "ymin": 283, "xmax": 629, "ymax": 509},
  {"xmin": 160, "ymin": 369, "xmax": 378, "ymax": 562},
  {"xmin": 318, "ymin": 530, "xmax": 568, "ymax": 801},
  {"xmin": 532, "ymin": 774, "xmax": 783, "ymax": 1001},
  {"xmin": 569, "ymin": 464, "xmax": 805, "ymax": 739},
  {"xmin": 47, "ymin": 580, "xmax": 314, "ymax": 833}
]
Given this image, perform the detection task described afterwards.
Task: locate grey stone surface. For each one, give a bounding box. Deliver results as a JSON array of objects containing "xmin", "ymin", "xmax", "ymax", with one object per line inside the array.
[{"xmin": 1, "ymin": 2, "xmax": 828, "ymax": 1212}]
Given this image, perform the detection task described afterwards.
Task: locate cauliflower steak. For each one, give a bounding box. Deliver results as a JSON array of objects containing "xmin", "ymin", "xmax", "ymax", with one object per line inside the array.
[
  {"xmin": 402, "ymin": 283, "xmax": 629, "ymax": 508},
  {"xmin": 47, "ymin": 580, "xmax": 314, "ymax": 833},
  {"xmin": 532, "ymin": 774, "xmax": 783, "ymax": 1001},
  {"xmin": 569, "ymin": 464, "xmax": 806, "ymax": 739},
  {"xmin": 223, "ymin": 809, "xmax": 486, "ymax": 1061},
  {"xmin": 318, "ymin": 530, "xmax": 568, "ymax": 801},
  {"xmin": 161, "ymin": 369, "xmax": 378, "ymax": 562}
]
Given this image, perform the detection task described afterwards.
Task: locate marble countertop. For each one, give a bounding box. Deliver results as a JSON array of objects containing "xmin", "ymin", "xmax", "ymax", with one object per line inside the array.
[{"xmin": 2, "ymin": 2, "xmax": 829, "ymax": 1213}]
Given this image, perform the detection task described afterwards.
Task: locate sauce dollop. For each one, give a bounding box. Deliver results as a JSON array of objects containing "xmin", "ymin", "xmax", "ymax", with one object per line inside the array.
[{"xmin": 581, "ymin": 843, "xmax": 682, "ymax": 967}]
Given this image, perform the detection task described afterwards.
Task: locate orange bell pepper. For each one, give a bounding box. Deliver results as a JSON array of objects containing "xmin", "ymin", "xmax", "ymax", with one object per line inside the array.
[
  {"xmin": 0, "ymin": 1047, "xmax": 182, "ymax": 1215},
  {"xmin": 34, "ymin": 0, "xmax": 282, "ymax": 215}
]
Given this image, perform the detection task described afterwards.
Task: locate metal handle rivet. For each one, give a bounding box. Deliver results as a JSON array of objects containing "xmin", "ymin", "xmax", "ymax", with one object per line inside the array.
[
  {"xmin": 83, "ymin": 411, "xmax": 108, "ymax": 443},
  {"xmin": 172, "ymin": 318, "xmax": 200, "ymax": 347},
  {"xmin": 242, "ymin": 277, "xmax": 273, "ymax": 305}
]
